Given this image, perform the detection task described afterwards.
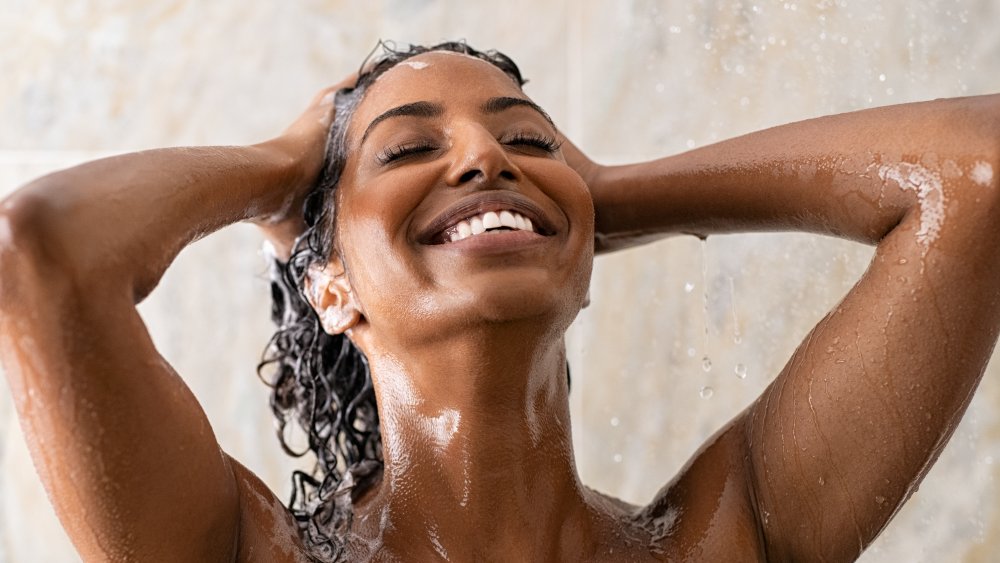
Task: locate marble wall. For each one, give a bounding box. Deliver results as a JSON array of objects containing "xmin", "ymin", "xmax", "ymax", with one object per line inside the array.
[{"xmin": 1, "ymin": 0, "xmax": 999, "ymax": 560}]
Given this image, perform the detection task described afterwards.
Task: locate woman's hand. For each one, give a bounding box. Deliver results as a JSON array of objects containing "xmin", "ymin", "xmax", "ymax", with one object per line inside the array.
[{"xmin": 253, "ymin": 75, "xmax": 356, "ymax": 260}]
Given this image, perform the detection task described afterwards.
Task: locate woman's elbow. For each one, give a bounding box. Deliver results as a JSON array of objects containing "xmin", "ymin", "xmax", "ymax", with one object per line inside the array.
[{"xmin": 0, "ymin": 189, "xmax": 77, "ymax": 306}]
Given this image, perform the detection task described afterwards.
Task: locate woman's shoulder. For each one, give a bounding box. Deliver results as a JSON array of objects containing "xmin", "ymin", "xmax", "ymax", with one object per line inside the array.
[
  {"xmin": 628, "ymin": 421, "xmax": 767, "ymax": 561},
  {"xmin": 228, "ymin": 456, "xmax": 317, "ymax": 563}
]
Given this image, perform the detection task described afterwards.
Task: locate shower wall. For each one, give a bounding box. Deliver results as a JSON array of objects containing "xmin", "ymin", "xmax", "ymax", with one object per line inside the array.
[{"xmin": 1, "ymin": 1, "xmax": 999, "ymax": 561}]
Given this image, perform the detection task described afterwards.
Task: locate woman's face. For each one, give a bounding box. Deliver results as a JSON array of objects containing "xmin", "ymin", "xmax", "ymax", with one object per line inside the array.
[{"xmin": 332, "ymin": 51, "xmax": 594, "ymax": 351}]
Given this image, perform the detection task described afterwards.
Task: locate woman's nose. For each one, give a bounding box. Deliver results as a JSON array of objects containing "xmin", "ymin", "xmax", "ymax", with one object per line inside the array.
[{"xmin": 444, "ymin": 127, "xmax": 521, "ymax": 187}]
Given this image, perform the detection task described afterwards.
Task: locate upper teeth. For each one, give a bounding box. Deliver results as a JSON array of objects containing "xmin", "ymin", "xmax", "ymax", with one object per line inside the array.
[{"xmin": 445, "ymin": 210, "xmax": 535, "ymax": 243}]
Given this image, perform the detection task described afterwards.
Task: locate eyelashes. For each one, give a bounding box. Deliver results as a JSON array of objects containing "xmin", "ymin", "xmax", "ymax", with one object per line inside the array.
[
  {"xmin": 375, "ymin": 132, "xmax": 563, "ymax": 165},
  {"xmin": 376, "ymin": 141, "xmax": 436, "ymax": 164},
  {"xmin": 504, "ymin": 132, "xmax": 563, "ymax": 153}
]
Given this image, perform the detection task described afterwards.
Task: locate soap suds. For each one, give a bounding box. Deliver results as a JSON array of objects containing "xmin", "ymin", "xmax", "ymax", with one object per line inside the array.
[
  {"xmin": 970, "ymin": 160, "xmax": 994, "ymax": 187},
  {"xmin": 877, "ymin": 162, "xmax": 945, "ymax": 246}
]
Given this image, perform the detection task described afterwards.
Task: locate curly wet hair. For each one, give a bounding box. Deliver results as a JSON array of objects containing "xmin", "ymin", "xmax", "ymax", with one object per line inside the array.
[{"xmin": 257, "ymin": 40, "xmax": 527, "ymax": 559}]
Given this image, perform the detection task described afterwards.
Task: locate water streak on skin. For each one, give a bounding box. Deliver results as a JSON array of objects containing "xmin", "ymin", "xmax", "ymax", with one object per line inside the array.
[{"xmin": 428, "ymin": 524, "xmax": 449, "ymax": 560}]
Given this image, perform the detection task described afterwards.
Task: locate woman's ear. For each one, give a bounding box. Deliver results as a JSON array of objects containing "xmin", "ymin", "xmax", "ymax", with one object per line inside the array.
[{"xmin": 305, "ymin": 259, "xmax": 362, "ymax": 335}]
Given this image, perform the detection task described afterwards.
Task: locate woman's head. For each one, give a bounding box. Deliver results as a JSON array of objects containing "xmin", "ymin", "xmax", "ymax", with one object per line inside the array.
[
  {"xmin": 260, "ymin": 40, "xmax": 593, "ymax": 554},
  {"xmin": 305, "ymin": 44, "xmax": 594, "ymax": 352}
]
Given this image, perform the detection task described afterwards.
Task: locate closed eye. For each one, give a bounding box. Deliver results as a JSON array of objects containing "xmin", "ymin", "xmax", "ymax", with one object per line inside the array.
[
  {"xmin": 376, "ymin": 141, "xmax": 438, "ymax": 165},
  {"xmin": 502, "ymin": 132, "xmax": 562, "ymax": 154}
]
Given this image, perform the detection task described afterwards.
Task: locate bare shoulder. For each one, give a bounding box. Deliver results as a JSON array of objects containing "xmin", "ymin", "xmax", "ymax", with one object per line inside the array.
[
  {"xmin": 229, "ymin": 456, "xmax": 316, "ymax": 562},
  {"xmin": 640, "ymin": 417, "xmax": 766, "ymax": 561}
]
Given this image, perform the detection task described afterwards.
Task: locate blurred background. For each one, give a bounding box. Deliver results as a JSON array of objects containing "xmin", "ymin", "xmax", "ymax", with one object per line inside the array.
[{"xmin": 2, "ymin": 0, "xmax": 1000, "ymax": 560}]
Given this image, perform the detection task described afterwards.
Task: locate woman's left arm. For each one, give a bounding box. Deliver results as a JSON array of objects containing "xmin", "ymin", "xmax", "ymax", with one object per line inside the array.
[
  {"xmin": 568, "ymin": 94, "xmax": 1000, "ymax": 560},
  {"xmin": 567, "ymin": 94, "xmax": 1000, "ymax": 252}
]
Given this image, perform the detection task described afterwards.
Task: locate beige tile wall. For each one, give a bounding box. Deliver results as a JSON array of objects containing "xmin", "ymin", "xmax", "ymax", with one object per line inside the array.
[{"xmin": 2, "ymin": 1, "xmax": 999, "ymax": 561}]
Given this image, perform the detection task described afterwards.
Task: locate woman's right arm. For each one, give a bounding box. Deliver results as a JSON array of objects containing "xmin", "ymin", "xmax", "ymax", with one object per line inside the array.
[
  {"xmin": 0, "ymin": 85, "xmax": 340, "ymax": 560},
  {"xmin": 568, "ymin": 94, "xmax": 1000, "ymax": 560}
]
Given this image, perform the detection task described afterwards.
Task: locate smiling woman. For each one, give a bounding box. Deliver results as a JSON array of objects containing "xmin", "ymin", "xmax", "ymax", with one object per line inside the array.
[
  {"xmin": 1, "ymin": 37, "xmax": 1000, "ymax": 562},
  {"xmin": 260, "ymin": 43, "xmax": 597, "ymax": 559}
]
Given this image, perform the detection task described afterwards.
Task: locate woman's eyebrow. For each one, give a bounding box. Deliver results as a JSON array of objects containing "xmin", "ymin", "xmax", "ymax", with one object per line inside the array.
[
  {"xmin": 361, "ymin": 101, "xmax": 444, "ymax": 146},
  {"xmin": 481, "ymin": 96, "xmax": 555, "ymax": 128}
]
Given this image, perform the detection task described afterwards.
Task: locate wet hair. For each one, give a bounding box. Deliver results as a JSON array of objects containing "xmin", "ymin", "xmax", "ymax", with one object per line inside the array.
[{"xmin": 257, "ymin": 40, "xmax": 527, "ymax": 559}]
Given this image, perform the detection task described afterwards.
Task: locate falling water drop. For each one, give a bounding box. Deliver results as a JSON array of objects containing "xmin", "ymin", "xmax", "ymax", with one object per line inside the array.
[
  {"xmin": 613, "ymin": 453, "xmax": 623, "ymax": 463},
  {"xmin": 735, "ymin": 363, "xmax": 748, "ymax": 379},
  {"xmin": 729, "ymin": 276, "xmax": 742, "ymax": 344},
  {"xmin": 700, "ymin": 386, "xmax": 714, "ymax": 399},
  {"xmin": 701, "ymin": 238, "xmax": 712, "ymax": 368},
  {"xmin": 684, "ymin": 281, "xmax": 695, "ymax": 293}
]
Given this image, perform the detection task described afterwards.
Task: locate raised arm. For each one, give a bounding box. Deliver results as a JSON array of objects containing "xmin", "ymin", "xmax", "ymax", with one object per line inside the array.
[
  {"xmin": 0, "ymin": 84, "xmax": 342, "ymax": 560},
  {"xmin": 571, "ymin": 94, "xmax": 1000, "ymax": 560}
]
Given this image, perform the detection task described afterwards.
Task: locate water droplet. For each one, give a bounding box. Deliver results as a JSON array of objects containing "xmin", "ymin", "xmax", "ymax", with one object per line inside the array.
[
  {"xmin": 687, "ymin": 347, "xmax": 697, "ymax": 357},
  {"xmin": 610, "ymin": 417, "xmax": 620, "ymax": 427},
  {"xmin": 818, "ymin": 476, "xmax": 826, "ymax": 486},
  {"xmin": 684, "ymin": 281, "xmax": 695, "ymax": 292},
  {"xmin": 729, "ymin": 277, "xmax": 742, "ymax": 345},
  {"xmin": 879, "ymin": 73, "xmax": 886, "ymax": 81},
  {"xmin": 700, "ymin": 386, "xmax": 714, "ymax": 399},
  {"xmin": 702, "ymin": 356, "xmax": 713, "ymax": 372},
  {"xmin": 613, "ymin": 453, "xmax": 623, "ymax": 463},
  {"xmin": 875, "ymin": 495, "xmax": 886, "ymax": 505},
  {"xmin": 898, "ymin": 258, "xmax": 908, "ymax": 265},
  {"xmin": 735, "ymin": 363, "xmax": 748, "ymax": 379}
]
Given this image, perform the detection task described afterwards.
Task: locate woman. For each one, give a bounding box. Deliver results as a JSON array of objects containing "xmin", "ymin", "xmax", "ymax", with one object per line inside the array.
[{"xmin": 1, "ymin": 40, "xmax": 998, "ymax": 561}]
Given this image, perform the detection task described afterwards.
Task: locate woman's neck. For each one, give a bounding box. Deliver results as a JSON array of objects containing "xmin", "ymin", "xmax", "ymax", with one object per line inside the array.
[{"xmin": 351, "ymin": 324, "xmax": 600, "ymax": 559}]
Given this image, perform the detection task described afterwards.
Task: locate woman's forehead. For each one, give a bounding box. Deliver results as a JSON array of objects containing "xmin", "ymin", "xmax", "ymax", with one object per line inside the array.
[{"xmin": 347, "ymin": 52, "xmax": 524, "ymax": 141}]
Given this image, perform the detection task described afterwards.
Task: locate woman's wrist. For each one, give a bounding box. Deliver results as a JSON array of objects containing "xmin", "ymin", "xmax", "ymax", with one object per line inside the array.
[
  {"xmin": 251, "ymin": 135, "xmax": 322, "ymax": 217},
  {"xmin": 249, "ymin": 136, "xmax": 323, "ymax": 260}
]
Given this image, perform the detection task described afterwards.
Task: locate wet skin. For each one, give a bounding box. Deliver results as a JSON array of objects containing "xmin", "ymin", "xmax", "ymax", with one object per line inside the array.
[{"xmin": 1, "ymin": 48, "xmax": 999, "ymax": 562}]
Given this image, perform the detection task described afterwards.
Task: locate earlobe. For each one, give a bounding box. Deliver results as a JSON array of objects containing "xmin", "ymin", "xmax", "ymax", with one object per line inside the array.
[{"xmin": 305, "ymin": 261, "xmax": 362, "ymax": 335}]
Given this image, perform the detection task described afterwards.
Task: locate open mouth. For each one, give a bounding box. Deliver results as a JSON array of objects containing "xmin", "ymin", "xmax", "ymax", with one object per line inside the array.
[
  {"xmin": 439, "ymin": 209, "xmax": 537, "ymax": 243},
  {"xmin": 421, "ymin": 193, "xmax": 557, "ymax": 245}
]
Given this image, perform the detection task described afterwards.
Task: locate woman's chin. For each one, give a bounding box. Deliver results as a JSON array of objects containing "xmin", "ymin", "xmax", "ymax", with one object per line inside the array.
[{"xmin": 453, "ymin": 273, "xmax": 586, "ymax": 327}]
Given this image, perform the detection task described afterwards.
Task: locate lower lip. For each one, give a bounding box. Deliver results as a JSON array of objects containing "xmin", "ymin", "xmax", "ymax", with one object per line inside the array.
[{"xmin": 428, "ymin": 230, "xmax": 550, "ymax": 253}]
